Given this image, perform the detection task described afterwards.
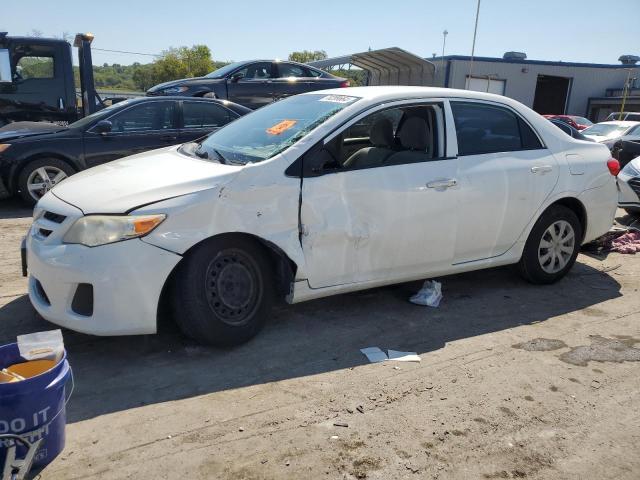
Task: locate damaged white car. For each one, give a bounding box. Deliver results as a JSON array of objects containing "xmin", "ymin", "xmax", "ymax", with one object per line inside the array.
[{"xmin": 25, "ymin": 87, "xmax": 618, "ymax": 345}]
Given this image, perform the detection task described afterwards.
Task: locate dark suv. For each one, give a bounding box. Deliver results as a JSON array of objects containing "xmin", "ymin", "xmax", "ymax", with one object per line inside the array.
[{"xmin": 147, "ymin": 60, "xmax": 349, "ymax": 109}]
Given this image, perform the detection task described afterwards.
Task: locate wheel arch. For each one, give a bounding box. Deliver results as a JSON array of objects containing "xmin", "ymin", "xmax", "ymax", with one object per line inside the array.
[
  {"xmin": 547, "ymin": 196, "xmax": 587, "ymax": 242},
  {"xmin": 10, "ymin": 153, "xmax": 80, "ymax": 193},
  {"xmin": 156, "ymin": 231, "xmax": 298, "ymax": 330}
]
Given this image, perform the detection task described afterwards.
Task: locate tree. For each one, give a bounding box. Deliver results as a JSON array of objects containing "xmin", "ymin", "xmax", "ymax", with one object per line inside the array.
[
  {"xmin": 288, "ymin": 50, "xmax": 328, "ymax": 63},
  {"xmin": 153, "ymin": 45, "xmax": 214, "ymax": 83}
]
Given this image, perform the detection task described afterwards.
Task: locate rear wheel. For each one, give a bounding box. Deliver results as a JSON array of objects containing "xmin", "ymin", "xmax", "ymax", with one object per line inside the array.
[
  {"xmin": 517, "ymin": 205, "xmax": 582, "ymax": 284},
  {"xmin": 172, "ymin": 236, "xmax": 274, "ymax": 346},
  {"xmin": 17, "ymin": 158, "xmax": 75, "ymax": 205}
]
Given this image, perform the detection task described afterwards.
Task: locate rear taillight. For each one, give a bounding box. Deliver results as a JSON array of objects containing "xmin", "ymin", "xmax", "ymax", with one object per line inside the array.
[
  {"xmin": 607, "ymin": 158, "xmax": 621, "ymax": 176},
  {"xmin": 340, "ymin": 80, "xmax": 350, "ymax": 88}
]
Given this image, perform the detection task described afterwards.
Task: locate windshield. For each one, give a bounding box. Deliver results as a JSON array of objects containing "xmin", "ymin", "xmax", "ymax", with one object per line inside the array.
[
  {"xmin": 582, "ymin": 123, "xmax": 630, "ymax": 138},
  {"xmin": 205, "ymin": 62, "xmax": 247, "ymax": 79},
  {"xmin": 186, "ymin": 93, "xmax": 359, "ymax": 164},
  {"xmin": 68, "ymin": 100, "xmax": 135, "ymax": 130}
]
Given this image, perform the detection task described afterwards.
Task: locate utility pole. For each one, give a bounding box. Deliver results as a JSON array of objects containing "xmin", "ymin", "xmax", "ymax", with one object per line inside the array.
[
  {"xmin": 441, "ymin": 29, "xmax": 448, "ymax": 87},
  {"xmin": 468, "ymin": 0, "xmax": 481, "ymax": 85},
  {"xmin": 619, "ymin": 69, "xmax": 634, "ymax": 120}
]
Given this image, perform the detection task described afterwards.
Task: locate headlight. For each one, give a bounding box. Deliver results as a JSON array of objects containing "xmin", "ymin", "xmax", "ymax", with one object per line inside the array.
[
  {"xmin": 162, "ymin": 86, "xmax": 188, "ymax": 94},
  {"xmin": 0, "ymin": 144, "xmax": 11, "ymax": 153},
  {"xmin": 63, "ymin": 214, "xmax": 166, "ymax": 247},
  {"xmin": 622, "ymin": 161, "xmax": 640, "ymax": 177}
]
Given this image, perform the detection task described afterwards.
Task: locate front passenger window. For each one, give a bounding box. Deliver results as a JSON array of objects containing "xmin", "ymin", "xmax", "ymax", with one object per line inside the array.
[
  {"xmin": 323, "ymin": 105, "xmax": 441, "ymax": 171},
  {"xmin": 109, "ymin": 102, "xmax": 176, "ymax": 133}
]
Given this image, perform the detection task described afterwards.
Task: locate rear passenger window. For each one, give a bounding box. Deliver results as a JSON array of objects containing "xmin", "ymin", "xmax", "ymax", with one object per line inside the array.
[
  {"xmin": 183, "ymin": 102, "xmax": 230, "ymax": 128},
  {"xmin": 451, "ymin": 102, "xmax": 542, "ymax": 155}
]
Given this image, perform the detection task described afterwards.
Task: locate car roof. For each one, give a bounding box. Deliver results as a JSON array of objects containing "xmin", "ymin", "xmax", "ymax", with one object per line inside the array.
[{"xmin": 300, "ymin": 85, "xmax": 531, "ymax": 106}]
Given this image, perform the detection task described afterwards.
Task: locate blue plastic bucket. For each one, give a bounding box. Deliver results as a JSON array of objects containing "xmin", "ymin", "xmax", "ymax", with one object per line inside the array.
[{"xmin": 0, "ymin": 343, "xmax": 72, "ymax": 469}]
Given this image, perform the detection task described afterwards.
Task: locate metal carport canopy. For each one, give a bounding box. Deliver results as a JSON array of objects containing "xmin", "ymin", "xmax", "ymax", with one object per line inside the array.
[{"xmin": 309, "ymin": 47, "xmax": 436, "ymax": 86}]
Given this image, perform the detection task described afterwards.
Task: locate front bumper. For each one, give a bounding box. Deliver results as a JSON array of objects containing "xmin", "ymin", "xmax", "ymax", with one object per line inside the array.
[
  {"xmin": 26, "ymin": 225, "xmax": 181, "ymax": 336},
  {"xmin": 617, "ymin": 171, "xmax": 640, "ymax": 209}
]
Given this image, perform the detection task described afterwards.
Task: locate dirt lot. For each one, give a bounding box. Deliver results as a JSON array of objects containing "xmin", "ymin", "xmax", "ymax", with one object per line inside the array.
[{"xmin": 1, "ymin": 199, "xmax": 639, "ymax": 480}]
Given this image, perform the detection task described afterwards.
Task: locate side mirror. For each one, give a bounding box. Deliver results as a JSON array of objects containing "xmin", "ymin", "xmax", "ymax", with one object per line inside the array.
[
  {"xmin": 303, "ymin": 147, "xmax": 338, "ymax": 177},
  {"xmin": 229, "ymin": 72, "xmax": 245, "ymax": 83},
  {"xmin": 94, "ymin": 120, "xmax": 112, "ymax": 135},
  {"xmin": 0, "ymin": 49, "xmax": 12, "ymax": 83}
]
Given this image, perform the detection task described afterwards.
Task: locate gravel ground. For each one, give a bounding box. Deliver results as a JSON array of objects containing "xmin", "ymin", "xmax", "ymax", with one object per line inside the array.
[{"xmin": 1, "ymin": 199, "xmax": 639, "ymax": 480}]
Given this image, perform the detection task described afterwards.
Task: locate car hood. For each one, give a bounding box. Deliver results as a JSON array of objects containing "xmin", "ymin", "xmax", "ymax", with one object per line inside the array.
[
  {"xmin": 147, "ymin": 76, "xmax": 223, "ymax": 93},
  {"xmin": 583, "ymin": 134, "xmax": 608, "ymax": 142},
  {"xmin": 50, "ymin": 146, "xmax": 243, "ymax": 214},
  {"xmin": 0, "ymin": 121, "xmax": 67, "ymax": 141}
]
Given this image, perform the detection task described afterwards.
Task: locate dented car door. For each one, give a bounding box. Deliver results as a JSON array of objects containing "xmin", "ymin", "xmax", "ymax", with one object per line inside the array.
[{"xmin": 299, "ymin": 101, "xmax": 459, "ymax": 288}]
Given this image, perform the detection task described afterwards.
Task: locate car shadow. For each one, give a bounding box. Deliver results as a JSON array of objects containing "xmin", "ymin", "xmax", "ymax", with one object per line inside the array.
[
  {"xmin": 0, "ymin": 260, "xmax": 622, "ymax": 424},
  {"xmin": 0, "ymin": 198, "xmax": 32, "ymax": 219}
]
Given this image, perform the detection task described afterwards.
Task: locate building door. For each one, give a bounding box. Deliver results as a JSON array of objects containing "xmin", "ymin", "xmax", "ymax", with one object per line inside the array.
[{"xmin": 532, "ymin": 75, "xmax": 572, "ymax": 114}]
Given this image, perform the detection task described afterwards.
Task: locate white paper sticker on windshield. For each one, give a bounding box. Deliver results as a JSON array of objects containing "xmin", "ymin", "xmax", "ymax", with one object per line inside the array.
[{"xmin": 318, "ymin": 95, "xmax": 357, "ymax": 104}]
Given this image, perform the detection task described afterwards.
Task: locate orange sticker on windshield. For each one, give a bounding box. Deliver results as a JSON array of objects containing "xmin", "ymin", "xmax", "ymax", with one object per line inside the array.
[{"xmin": 266, "ymin": 119, "xmax": 297, "ymax": 135}]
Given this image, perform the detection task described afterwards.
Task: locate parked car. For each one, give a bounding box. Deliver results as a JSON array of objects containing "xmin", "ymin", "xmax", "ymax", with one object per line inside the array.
[
  {"xmin": 543, "ymin": 114, "xmax": 593, "ymax": 131},
  {"xmin": 0, "ymin": 97, "xmax": 250, "ymax": 204},
  {"xmin": 25, "ymin": 86, "xmax": 618, "ymax": 346},
  {"xmin": 605, "ymin": 112, "xmax": 640, "ymax": 122},
  {"xmin": 617, "ymin": 155, "xmax": 640, "ymax": 215},
  {"xmin": 611, "ymin": 136, "xmax": 640, "ymax": 168},
  {"xmin": 548, "ymin": 118, "xmax": 593, "ymax": 141},
  {"xmin": 581, "ymin": 121, "xmax": 640, "ymax": 148},
  {"xmin": 146, "ymin": 60, "xmax": 349, "ymax": 109}
]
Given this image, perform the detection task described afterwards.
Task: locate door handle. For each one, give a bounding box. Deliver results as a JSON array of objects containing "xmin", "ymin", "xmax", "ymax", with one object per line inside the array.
[
  {"xmin": 426, "ymin": 178, "xmax": 457, "ymax": 189},
  {"xmin": 531, "ymin": 165, "xmax": 553, "ymax": 174}
]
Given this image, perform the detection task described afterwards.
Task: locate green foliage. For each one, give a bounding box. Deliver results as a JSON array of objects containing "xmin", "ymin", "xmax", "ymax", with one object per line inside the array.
[
  {"xmin": 331, "ymin": 69, "xmax": 367, "ymax": 87},
  {"xmin": 288, "ymin": 50, "xmax": 328, "ymax": 63}
]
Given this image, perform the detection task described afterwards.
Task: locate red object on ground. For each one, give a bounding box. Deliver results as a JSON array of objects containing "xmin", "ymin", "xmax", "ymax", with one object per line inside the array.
[{"xmin": 610, "ymin": 231, "xmax": 640, "ymax": 254}]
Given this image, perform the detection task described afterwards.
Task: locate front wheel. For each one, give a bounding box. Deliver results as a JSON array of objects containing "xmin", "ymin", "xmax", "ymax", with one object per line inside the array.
[
  {"xmin": 17, "ymin": 158, "xmax": 75, "ymax": 206},
  {"xmin": 517, "ymin": 205, "xmax": 582, "ymax": 284},
  {"xmin": 172, "ymin": 236, "xmax": 274, "ymax": 346}
]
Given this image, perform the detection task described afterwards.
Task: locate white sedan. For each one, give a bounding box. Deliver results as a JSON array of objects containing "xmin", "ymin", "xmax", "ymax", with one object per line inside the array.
[{"xmin": 25, "ymin": 86, "xmax": 618, "ymax": 345}]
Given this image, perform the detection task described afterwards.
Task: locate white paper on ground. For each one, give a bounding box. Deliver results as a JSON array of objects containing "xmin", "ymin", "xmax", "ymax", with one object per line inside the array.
[
  {"xmin": 387, "ymin": 350, "xmax": 421, "ymax": 362},
  {"xmin": 360, "ymin": 347, "xmax": 388, "ymax": 363},
  {"xmin": 409, "ymin": 280, "xmax": 442, "ymax": 307}
]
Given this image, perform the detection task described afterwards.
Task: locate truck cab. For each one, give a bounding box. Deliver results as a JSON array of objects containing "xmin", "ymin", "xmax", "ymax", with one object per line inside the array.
[{"xmin": 0, "ymin": 32, "xmax": 100, "ymax": 126}]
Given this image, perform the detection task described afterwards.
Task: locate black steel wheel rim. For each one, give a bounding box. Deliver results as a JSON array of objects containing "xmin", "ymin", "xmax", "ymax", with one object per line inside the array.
[{"xmin": 205, "ymin": 249, "xmax": 261, "ymax": 326}]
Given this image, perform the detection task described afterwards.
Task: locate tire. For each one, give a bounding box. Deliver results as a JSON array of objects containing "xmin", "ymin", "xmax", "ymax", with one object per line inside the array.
[
  {"xmin": 517, "ymin": 205, "xmax": 582, "ymax": 284},
  {"xmin": 624, "ymin": 208, "xmax": 640, "ymax": 217},
  {"xmin": 172, "ymin": 236, "xmax": 275, "ymax": 346},
  {"xmin": 17, "ymin": 158, "xmax": 76, "ymax": 206}
]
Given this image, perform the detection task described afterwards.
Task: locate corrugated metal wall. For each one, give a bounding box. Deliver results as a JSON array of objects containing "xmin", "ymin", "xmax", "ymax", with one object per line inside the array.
[{"xmin": 440, "ymin": 59, "xmax": 634, "ymax": 117}]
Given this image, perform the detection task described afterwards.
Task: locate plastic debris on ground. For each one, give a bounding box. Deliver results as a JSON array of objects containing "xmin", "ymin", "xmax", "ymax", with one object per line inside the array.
[
  {"xmin": 360, "ymin": 348, "xmax": 421, "ymax": 363},
  {"xmin": 388, "ymin": 350, "xmax": 421, "ymax": 362},
  {"xmin": 360, "ymin": 347, "xmax": 388, "ymax": 363},
  {"xmin": 409, "ymin": 280, "xmax": 442, "ymax": 307}
]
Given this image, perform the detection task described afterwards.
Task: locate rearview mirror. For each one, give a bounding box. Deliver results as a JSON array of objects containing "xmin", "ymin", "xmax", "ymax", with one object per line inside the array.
[
  {"xmin": 229, "ymin": 72, "xmax": 245, "ymax": 83},
  {"xmin": 94, "ymin": 120, "xmax": 112, "ymax": 134},
  {"xmin": 0, "ymin": 49, "xmax": 12, "ymax": 83}
]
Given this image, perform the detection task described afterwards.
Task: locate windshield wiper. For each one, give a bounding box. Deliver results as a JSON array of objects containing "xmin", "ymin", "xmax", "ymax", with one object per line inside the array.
[{"xmin": 211, "ymin": 148, "xmax": 228, "ymax": 164}]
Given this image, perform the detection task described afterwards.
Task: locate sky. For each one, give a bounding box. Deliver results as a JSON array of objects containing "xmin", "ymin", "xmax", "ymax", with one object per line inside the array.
[{"xmin": 3, "ymin": 0, "xmax": 639, "ymax": 67}]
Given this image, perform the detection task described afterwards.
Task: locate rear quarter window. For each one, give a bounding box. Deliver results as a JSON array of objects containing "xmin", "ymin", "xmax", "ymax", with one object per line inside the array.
[{"xmin": 451, "ymin": 101, "xmax": 543, "ymax": 155}]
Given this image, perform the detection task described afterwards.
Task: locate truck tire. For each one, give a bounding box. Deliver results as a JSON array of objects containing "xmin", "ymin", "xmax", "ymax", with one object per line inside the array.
[
  {"xmin": 517, "ymin": 205, "xmax": 582, "ymax": 285},
  {"xmin": 17, "ymin": 158, "xmax": 76, "ymax": 206},
  {"xmin": 172, "ymin": 236, "xmax": 275, "ymax": 346}
]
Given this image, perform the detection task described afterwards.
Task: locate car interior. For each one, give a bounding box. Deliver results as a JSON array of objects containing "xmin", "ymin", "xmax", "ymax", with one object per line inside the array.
[{"xmin": 320, "ymin": 105, "xmax": 441, "ymax": 171}]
